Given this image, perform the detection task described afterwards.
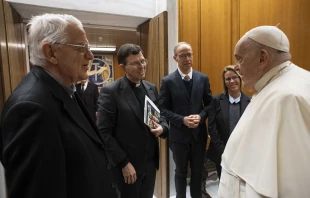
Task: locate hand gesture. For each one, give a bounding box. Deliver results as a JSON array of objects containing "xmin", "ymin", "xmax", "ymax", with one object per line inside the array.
[{"xmin": 183, "ymin": 114, "xmax": 201, "ymax": 128}]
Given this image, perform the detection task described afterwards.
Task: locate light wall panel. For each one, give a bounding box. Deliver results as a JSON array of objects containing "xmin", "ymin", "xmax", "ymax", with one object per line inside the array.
[
  {"xmin": 4, "ymin": 1, "xmax": 27, "ymax": 91},
  {"xmin": 200, "ymin": 0, "xmax": 233, "ymax": 95},
  {"xmin": 239, "ymin": 0, "xmax": 310, "ymax": 71},
  {"xmin": 0, "ymin": 0, "xmax": 26, "ymax": 113},
  {"xmin": 178, "ymin": 0, "xmax": 310, "ymax": 95},
  {"xmin": 147, "ymin": 11, "xmax": 168, "ymax": 198},
  {"xmin": 178, "ymin": 0, "xmax": 200, "ymax": 71}
]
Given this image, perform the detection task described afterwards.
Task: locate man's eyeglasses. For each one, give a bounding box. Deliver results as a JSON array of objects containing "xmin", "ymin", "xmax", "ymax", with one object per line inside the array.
[
  {"xmin": 177, "ymin": 53, "xmax": 193, "ymax": 59},
  {"xmin": 225, "ymin": 75, "xmax": 239, "ymax": 82},
  {"xmin": 53, "ymin": 42, "xmax": 91, "ymax": 54},
  {"xmin": 126, "ymin": 59, "xmax": 148, "ymax": 67}
]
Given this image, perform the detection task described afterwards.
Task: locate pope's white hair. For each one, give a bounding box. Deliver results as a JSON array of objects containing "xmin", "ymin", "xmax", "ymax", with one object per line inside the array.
[
  {"xmin": 27, "ymin": 13, "xmax": 83, "ymax": 66},
  {"xmin": 244, "ymin": 37, "xmax": 291, "ymax": 64}
]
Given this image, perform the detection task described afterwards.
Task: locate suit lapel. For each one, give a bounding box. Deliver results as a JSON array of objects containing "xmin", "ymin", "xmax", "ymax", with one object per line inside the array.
[
  {"xmin": 120, "ymin": 77, "xmax": 144, "ymax": 123},
  {"xmin": 84, "ymin": 83, "xmax": 89, "ymax": 93},
  {"xmin": 32, "ymin": 66, "xmax": 102, "ymax": 146},
  {"xmin": 76, "ymin": 84, "xmax": 82, "ymax": 94},
  {"xmin": 143, "ymin": 81, "xmax": 156, "ymax": 101},
  {"xmin": 240, "ymin": 92, "xmax": 250, "ymax": 115},
  {"xmin": 220, "ymin": 93, "xmax": 229, "ymax": 129},
  {"xmin": 84, "ymin": 83, "xmax": 92, "ymax": 94},
  {"xmin": 190, "ymin": 71, "xmax": 198, "ymax": 102},
  {"xmin": 174, "ymin": 70, "xmax": 190, "ymax": 100},
  {"xmin": 66, "ymin": 93, "xmax": 102, "ymax": 145}
]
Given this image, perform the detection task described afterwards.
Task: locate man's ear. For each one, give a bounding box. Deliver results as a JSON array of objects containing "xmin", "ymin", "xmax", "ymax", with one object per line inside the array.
[
  {"xmin": 259, "ymin": 49, "xmax": 269, "ymax": 69},
  {"xmin": 119, "ymin": 64, "xmax": 125, "ymax": 71},
  {"xmin": 173, "ymin": 55, "xmax": 177, "ymax": 62},
  {"xmin": 42, "ymin": 43, "xmax": 58, "ymax": 64}
]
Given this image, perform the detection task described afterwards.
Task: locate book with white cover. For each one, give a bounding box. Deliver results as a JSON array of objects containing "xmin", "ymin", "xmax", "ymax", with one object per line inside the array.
[{"xmin": 144, "ymin": 95, "xmax": 160, "ymax": 129}]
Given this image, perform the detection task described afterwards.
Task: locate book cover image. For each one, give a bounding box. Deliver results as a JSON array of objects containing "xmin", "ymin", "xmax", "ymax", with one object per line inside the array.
[{"xmin": 144, "ymin": 95, "xmax": 160, "ymax": 129}]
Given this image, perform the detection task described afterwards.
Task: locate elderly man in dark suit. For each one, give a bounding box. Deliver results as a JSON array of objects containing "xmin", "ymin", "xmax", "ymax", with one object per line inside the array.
[
  {"xmin": 76, "ymin": 79, "xmax": 99, "ymax": 121},
  {"xmin": 0, "ymin": 13, "xmax": 118, "ymax": 198},
  {"xmin": 97, "ymin": 43, "xmax": 168, "ymax": 198},
  {"xmin": 208, "ymin": 65, "xmax": 251, "ymax": 179},
  {"xmin": 158, "ymin": 42, "xmax": 212, "ymax": 198}
]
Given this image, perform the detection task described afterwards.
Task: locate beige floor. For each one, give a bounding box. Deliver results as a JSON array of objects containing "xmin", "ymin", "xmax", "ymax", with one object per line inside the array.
[
  {"xmin": 154, "ymin": 172, "xmax": 220, "ymax": 198},
  {"xmin": 168, "ymin": 179, "xmax": 219, "ymax": 198}
]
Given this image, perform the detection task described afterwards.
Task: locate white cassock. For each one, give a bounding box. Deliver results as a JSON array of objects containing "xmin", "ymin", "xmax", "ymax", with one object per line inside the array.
[{"xmin": 218, "ymin": 61, "xmax": 310, "ymax": 198}]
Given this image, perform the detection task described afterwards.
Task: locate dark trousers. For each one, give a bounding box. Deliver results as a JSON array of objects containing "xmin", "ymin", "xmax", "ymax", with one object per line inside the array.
[
  {"xmin": 216, "ymin": 163, "xmax": 222, "ymax": 180},
  {"xmin": 114, "ymin": 161, "xmax": 157, "ymax": 198},
  {"xmin": 170, "ymin": 139, "xmax": 206, "ymax": 198}
]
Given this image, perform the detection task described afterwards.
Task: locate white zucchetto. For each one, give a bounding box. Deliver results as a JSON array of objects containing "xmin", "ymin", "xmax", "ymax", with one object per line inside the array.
[{"xmin": 245, "ymin": 26, "xmax": 290, "ymax": 52}]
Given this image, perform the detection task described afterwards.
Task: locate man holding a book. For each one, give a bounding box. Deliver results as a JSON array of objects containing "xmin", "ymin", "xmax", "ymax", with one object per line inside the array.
[{"xmin": 97, "ymin": 43, "xmax": 168, "ymax": 198}]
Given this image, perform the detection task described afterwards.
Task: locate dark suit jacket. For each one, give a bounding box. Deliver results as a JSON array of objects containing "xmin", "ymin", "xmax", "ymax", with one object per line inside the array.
[
  {"xmin": 76, "ymin": 82, "xmax": 99, "ymax": 121},
  {"xmin": 0, "ymin": 66, "xmax": 117, "ymax": 198},
  {"xmin": 158, "ymin": 69, "xmax": 212, "ymax": 144},
  {"xmin": 97, "ymin": 76, "xmax": 168, "ymax": 175},
  {"xmin": 208, "ymin": 92, "xmax": 251, "ymax": 165}
]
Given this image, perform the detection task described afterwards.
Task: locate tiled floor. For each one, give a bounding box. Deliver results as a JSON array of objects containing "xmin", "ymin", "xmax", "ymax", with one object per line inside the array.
[
  {"xmin": 168, "ymin": 179, "xmax": 219, "ymax": 198},
  {"xmin": 154, "ymin": 158, "xmax": 219, "ymax": 198},
  {"xmin": 154, "ymin": 173, "xmax": 219, "ymax": 198}
]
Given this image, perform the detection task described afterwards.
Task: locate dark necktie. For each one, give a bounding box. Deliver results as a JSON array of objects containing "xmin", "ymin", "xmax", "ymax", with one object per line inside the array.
[
  {"xmin": 81, "ymin": 84, "xmax": 84, "ymax": 93},
  {"xmin": 184, "ymin": 75, "xmax": 190, "ymax": 82}
]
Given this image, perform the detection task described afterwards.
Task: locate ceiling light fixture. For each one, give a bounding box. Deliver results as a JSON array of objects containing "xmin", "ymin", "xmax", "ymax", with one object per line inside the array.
[{"xmin": 90, "ymin": 47, "xmax": 116, "ymax": 52}]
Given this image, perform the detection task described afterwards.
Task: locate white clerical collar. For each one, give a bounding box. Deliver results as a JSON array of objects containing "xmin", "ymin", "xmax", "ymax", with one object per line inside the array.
[
  {"xmin": 254, "ymin": 61, "xmax": 291, "ymax": 93},
  {"xmin": 178, "ymin": 67, "xmax": 193, "ymax": 80},
  {"xmin": 228, "ymin": 93, "xmax": 241, "ymax": 104}
]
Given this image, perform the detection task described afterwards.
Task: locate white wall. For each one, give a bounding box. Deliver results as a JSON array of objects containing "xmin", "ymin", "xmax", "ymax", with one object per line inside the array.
[
  {"xmin": 167, "ymin": 0, "xmax": 178, "ymax": 74},
  {"xmin": 7, "ymin": 0, "xmax": 156, "ymax": 18},
  {"xmin": 156, "ymin": 0, "xmax": 167, "ymax": 16},
  {"xmin": 167, "ymin": 0, "xmax": 178, "ymax": 196}
]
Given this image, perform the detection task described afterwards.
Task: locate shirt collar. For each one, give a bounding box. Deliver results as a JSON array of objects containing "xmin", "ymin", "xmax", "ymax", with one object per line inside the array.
[
  {"xmin": 228, "ymin": 93, "xmax": 241, "ymax": 104},
  {"xmin": 254, "ymin": 61, "xmax": 291, "ymax": 93},
  {"xmin": 82, "ymin": 81, "xmax": 88, "ymax": 87},
  {"xmin": 178, "ymin": 67, "xmax": 193, "ymax": 80}
]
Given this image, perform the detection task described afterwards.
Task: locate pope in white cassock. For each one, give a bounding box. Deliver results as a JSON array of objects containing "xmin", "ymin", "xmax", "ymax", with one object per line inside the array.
[{"xmin": 218, "ymin": 26, "xmax": 310, "ymax": 198}]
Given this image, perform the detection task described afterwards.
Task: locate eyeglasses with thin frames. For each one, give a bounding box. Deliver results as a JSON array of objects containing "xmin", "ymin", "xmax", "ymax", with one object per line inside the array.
[
  {"xmin": 126, "ymin": 59, "xmax": 148, "ymax": 67},
  {"xmin": 176, "ymin": 53, "xmax": 193, "ymax": 59},
  {"xmin": 225, "ymin": 75, "xmax": 239, "ymax": 82},
  {"xmin": 53, "ymin": 42, "xmax": 91, "ymax": 54}
]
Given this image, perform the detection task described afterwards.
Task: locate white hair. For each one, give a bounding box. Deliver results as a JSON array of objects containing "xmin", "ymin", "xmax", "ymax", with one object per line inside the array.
[
  {"xmin": 27, "ymin": 13, "xmax": 83, "ymax": 66},
  {"xmin": 245, "ymin": 37, "xmax": 291, "ymax": 65}
]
